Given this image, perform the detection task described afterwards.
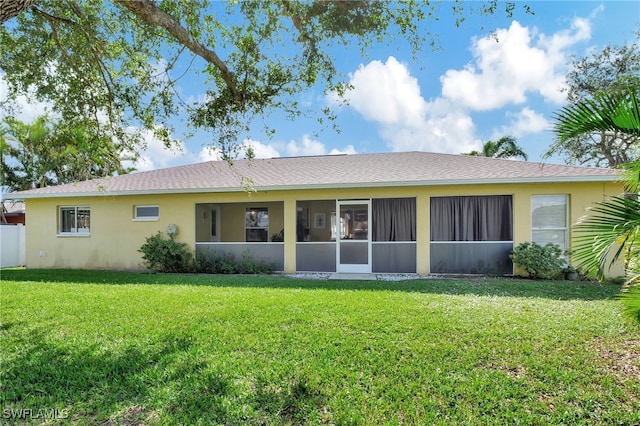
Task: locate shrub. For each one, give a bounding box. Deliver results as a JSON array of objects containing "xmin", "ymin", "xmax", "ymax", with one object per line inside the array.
[
  {"xmin": 139, "ymin": 232, "xmax": 194, "ymax": 273},
  {"xmin": 510, "ymin": 242, "xmax": 566, "ymax": 280},
  {"xmin": 194, "ymin": 250, "xmax": 276, "ymax": 274},
  {"xmin": 139, "ymin": 233, "xmax": 276, "ymax": 275},
  {"xmin": 215, "ymin": 252, "xmax": 239, "ymax": 274}
]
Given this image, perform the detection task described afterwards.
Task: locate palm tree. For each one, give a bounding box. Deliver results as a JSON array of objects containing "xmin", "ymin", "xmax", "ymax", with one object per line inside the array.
[
  {"xmin": 0, "ymin": 116, "xmax": 57, "ymax": 190},
  {"xmin": 463, "ymin": 136, "xmax": 528, "ymax": 160},
  {"xmin": 561, "ymin": 85, "xmax": 640, "ymax": 323},
  {"xmin": 1, "ymin": 116, "xmax": 133, "ymax": 192}
]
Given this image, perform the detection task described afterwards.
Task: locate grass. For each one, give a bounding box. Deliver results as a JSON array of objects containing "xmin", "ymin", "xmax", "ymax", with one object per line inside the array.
[{"xmin": 1, "ymin": 269, "xmax": 639, "ymax": 425}]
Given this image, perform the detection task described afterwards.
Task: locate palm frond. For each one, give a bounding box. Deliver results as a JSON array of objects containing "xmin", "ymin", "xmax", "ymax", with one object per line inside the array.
[
  {"xmin": 620, "ymin": 161, "xmax": 640, "ymax": 193},
  {"xmin": 554, "ymin": 86, "xmax": 640, "ymax": 143},
  {"xmin": 619, "ymin": 284, "xmax": 640, "ymax": 323},
  {"xmin": 573, "ymin": 196, "xmax": 640, "ymax": 280}
]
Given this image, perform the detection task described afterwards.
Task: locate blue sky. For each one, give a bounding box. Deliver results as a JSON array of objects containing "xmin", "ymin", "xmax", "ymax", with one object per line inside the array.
[{"xmin": 2, "ymin": 1, "xmax": 639, "ymax": 172}]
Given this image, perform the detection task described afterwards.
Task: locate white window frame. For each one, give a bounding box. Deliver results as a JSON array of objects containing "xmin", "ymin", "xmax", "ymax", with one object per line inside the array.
[
  {"xmin": 58, "ymin": 206, "xmax": 91, "ymax": 236},
  {"xmin": 245, "ymin": 207, "xmax": 269, "ymax": 242},
  {"xmin": 531, "ymin": 195, "xmax": 569, "ymax": 251},
  {"xmin": 133, "ymin": 205, "xmax": 160, "ymax": 221}
]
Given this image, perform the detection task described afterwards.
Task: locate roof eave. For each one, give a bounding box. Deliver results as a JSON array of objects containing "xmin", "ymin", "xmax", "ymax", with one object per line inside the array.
[{"xmin": 2, "ymin": 174, "xmax": 620, "ymax": 200}]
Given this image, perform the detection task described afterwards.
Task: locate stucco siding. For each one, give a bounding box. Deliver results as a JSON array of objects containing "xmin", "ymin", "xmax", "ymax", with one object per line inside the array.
[{"xmin": 23, "ymin": 180, "xmax": 624, "ymax": 276}]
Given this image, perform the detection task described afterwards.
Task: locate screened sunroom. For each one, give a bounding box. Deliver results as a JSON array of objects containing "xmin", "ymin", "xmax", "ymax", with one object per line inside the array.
[
  {"xmin": 194, "ymin": 201, "xmax": 285, "ymax": 270},
  {"xmin": 429, "ymin": 195, "xmax": 514, "ymax": 274},
  {"xmin": 295, "ymin": 198, "xmax": 417, "ymax": 273}
]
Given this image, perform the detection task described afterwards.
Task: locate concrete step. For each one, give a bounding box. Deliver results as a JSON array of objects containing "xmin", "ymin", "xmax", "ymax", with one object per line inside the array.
[{"xmin": 328, "ymin": 273, "xmax": 377, "ymax": 281}]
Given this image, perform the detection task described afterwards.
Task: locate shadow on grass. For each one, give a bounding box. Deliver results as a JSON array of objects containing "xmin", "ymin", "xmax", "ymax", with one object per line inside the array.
[
  {"xmin": 0, "ymin": 327, "xmax": 327, "ymax": 424},
  {"xmin": 0, "ymin": 268, "xmax": 622, "ymax": 301}
]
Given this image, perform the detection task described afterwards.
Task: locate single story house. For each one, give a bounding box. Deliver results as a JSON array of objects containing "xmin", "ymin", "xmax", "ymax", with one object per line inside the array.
[{"xmin": 1, "ymin": 151, "xmax": 624, "ymax": 276}]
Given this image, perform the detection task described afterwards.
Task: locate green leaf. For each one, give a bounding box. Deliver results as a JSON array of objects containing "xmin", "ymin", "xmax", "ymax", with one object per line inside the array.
[{"xmin": 619, "ymin": 284, "xmax": 640, "ymax": 323}]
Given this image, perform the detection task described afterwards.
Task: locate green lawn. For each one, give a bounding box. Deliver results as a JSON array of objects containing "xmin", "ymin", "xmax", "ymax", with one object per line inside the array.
[{"xmin": 1, "ymin": 269, "xmax": 639, "ymax": 425}]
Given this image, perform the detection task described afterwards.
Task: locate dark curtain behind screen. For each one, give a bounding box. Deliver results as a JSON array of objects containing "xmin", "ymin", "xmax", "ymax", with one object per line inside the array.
[
  {"xmin": 430, "ymin": 195, "xmax": 512, "ymax": 241},
  {"xmin": 372, "ymin": 198, "xmax": 416, "ymax": 241}
]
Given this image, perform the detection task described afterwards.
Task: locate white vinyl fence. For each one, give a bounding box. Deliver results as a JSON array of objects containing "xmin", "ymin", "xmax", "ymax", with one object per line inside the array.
[{"xmin": 0, "ymin": 224, "xmax": 26, "ymax": 268}]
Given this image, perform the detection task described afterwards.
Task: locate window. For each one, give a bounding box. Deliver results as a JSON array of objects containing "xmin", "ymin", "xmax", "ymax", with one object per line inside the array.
[
  {"xmin": 134, "ymin": 205, "xmax": 159, "ymax": 221},
  {"xmin": 531, "ymin": 195, "xmax": 568, "ymax": 251},
  {"xmin": 245, "ymin": 207, "xmax": 269, "ymax": 242},
  {"xmin": 59, "ymin": 206, "xmax": 90, "ymax": 235}
]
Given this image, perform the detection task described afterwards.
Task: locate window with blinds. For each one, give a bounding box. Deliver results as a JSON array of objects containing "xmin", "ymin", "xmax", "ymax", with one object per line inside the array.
[
  {"xmin": 59, "ymin": 206, "xmax": 91, "ymax": 235},
  {"xmin": 531, "ymin": 195, "xmax": 568, "ymax": 251}
]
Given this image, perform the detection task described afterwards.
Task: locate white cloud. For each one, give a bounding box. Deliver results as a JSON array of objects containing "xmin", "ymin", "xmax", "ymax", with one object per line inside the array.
[
  {"xmin": 286, "ymin": 135, "xmax": 327, "ymax": 156},
  {"xmin": 333, "ymin": 57, "xmax": 479, "ymax": 154},
  {"xmin": 333, "ymin": 15, "xmax": 596, "ymax": 155},
  {"xmin": 0, "ymin": 72, "xmax": 54, "ymax": 123},
  {"xmin": 536, "ymin": 17, "xmax": 592, "ymax": 103},
  {"xmin": 194, "ymin": 135, "xmax": 354, "ymax": 167},
  {"xmin": 130, "ymin": 155, "xmax": 155, "ymax": 172},
  {"xmin": 338, "ymin": 57, "xmax": 427, "ymax": 127},
  {"xmin": 441, "ymin": 18, "xmax": 591, "ymax": 110},
  {"xmin": 122, "ymin": 127, "xmax": 185, "ymax": 172},
  {"xmin": 329, "ymin": 145, "xmax": 357, "ymax": 155},
  {"xmin": 197, "ymin": 146, "xmax": 222, "ymax": 162},
  {"xmin": 147, "ymin": 58, "xmax": 171, "ymax": 84},
  {"xmin": 378, "ymin": 104, "xmax": 479, "ymax": 154},
  {"xmin": 286, "ymin": 134, "xmax": 356, "ymax": 157},
  {"xmin": 197, "ymin": 139, "xmax": 281, "ymax": 162},
  {"xmin": 491, "ymin": 107, "xmax": 550, "ymax": 140},
  {"xmin": 243, "ymin": 139, "xmax": 281, "ymax": 159}
]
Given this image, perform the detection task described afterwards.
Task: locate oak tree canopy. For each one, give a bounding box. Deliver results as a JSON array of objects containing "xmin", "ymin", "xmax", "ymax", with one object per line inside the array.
[
  {"xmin": 1, "ymin": 0, "xmax": 529, "ymax": 161},
  {"xmin": 544, "ymin": 35, "xmax": 640, "ymax": 167}
]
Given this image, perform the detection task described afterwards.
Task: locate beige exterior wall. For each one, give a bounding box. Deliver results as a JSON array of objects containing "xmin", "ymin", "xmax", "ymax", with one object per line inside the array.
[{"xmin": 23, "ymin": 180, "xmax": 624, "ymax": 276}]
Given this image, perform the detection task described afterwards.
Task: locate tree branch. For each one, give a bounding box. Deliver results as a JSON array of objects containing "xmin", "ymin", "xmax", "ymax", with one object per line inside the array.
[
  {"xmin": 0, "ymin": 0, "xmax": 36, "ymax": 23},
  {"xmin": 115, "ymin": 0, "xmax": 240, "ymax": 102},
  {"xmin": 282, "ymin": 0, "xmax": 312, "ymax": 43},
  {"xmin": 31, "ymin": 6, "xmax": 77, "ymax": 26}
]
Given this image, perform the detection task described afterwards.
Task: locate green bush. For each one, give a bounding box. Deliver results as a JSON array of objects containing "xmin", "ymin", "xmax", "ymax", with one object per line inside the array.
[
  {"xmin": 138, "ymin": 232, "xmax": 194, "ymax": 273},
  {"xmin": 213, "ymin": 252, "xmax": 239, "ymax": 274},
  {"xmin": 194, "ymin": 250, "xmax": 276, "ymax": 274},
  {"xmin": 238, "ymin": 250, "xmax": 261, "ymax": 274},
  {"xmin": 510, "ymin": 242, "xmax": 566, "ymax": 280},
  {"xmin": 140, "ymin": 233, "xmax": 276, "ymax": 275}
]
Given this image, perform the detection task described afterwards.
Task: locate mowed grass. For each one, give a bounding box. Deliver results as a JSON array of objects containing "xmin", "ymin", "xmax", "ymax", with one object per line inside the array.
[{"xmin": 1, "ymin": 269, "xmax": 639, "ymax": 425}]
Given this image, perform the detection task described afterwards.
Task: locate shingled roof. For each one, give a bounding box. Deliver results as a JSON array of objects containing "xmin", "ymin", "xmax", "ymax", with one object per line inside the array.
[{"xmin": 3, "ymin": 151, "xmax": 620, "ymax": 199}]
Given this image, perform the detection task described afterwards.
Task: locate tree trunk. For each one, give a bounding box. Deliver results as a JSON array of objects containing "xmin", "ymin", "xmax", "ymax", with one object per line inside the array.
[{"xmin": 0, "ymin": 0, "xmax": 36, "ymax": 23}]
